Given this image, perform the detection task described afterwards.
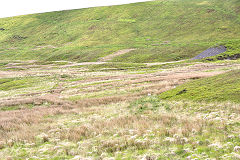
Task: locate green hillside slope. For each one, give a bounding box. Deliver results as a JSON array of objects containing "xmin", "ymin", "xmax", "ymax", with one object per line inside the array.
[
  {"xmin": 159, "ymin": 69, "xmax": 240, "ymax": 103},
  {"xmin": 0, "ymin": 0, "xmax": 240, "ymax": 62}
]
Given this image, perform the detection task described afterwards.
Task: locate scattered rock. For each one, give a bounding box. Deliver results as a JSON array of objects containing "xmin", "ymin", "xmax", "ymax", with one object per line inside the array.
[
  {"xmin": 177, "ymin": 89, "xmax": 187, "ymax": 95},
  {"xmin": 207, "ymin": 9, "xmax": 215, "ymax": 13},
  {"xmin": 192, "ymin": 46, "xmax": 227, "ymax": 60},
  {"xmin": 206, "ymin": 53, "xmax": 240, "ymax": 61},
  {"xmin": 12, "ymin": 35, "xmax": 27, "ymax": 40},
  {"xmin": 219, "ymin": 54, "xmax": 240, "ymax": 60},
  {"xmin": 0, "ymin": 28, "xmax": 5, "ymax": 31}
]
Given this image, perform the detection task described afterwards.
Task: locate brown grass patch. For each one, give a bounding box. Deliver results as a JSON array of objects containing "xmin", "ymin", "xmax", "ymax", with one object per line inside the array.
[{"xmin": 0, "ymin": 106, "xmax": 76, "ymax": 143}]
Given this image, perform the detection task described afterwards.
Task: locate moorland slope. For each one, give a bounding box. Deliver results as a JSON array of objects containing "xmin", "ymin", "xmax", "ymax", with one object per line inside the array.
[{"xmin": 0, "ymin": 0, "xmax": 240, "ymax": 62}]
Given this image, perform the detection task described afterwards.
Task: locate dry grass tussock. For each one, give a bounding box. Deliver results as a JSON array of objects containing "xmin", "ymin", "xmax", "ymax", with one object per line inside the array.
[
  {"xmin": 60, "ymin": 111, "xmax": 206, "ymax": 143},
  {"xmin": 0, "ymin": 99, "xmax": 239, "ymax": 159},
  {"xmin": 0, "ymin": 106, "xmax": 77, "ymax": 143}
]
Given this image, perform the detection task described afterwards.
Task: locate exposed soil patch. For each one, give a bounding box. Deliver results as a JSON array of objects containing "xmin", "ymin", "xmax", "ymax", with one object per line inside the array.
[
  {"xmin": 7, "ymin": 47, "xmax": 18, "ymax": 50},
  {"xmin": 99, "ymin": 49, "xmax": 136, "ymax": 62},
  {"xmin": 60, "ymin": 62, "xmax": 106, "ymax": 68},
  {"xmin": 33, "ymin": 45, "xmax": 57, "ymax": 50}
]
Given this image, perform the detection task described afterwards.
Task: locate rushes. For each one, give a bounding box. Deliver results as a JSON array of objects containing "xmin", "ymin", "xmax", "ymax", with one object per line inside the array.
[{"xmin": 0, "ymin": 99, "xmax": 240, "ymax": 159}]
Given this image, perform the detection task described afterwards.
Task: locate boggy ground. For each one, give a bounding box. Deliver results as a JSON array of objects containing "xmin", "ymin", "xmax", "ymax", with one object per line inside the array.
[{"xmin": 0, "ymin": 60, "xmax": 240, "ymax": 159}]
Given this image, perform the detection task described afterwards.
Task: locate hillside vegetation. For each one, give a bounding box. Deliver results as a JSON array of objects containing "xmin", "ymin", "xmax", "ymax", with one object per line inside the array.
[
  {"xmin": 159, "ymin": 70, "xmax": 240, "ymax": 103},
  {"xmin": 0, "ymin": 0, "xmax": 240, "ymax": 62}
]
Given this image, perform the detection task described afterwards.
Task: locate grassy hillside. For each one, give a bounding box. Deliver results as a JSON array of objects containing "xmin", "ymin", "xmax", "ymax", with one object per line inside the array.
[
  {"xmin": 159, "ymin": 69, "xmax": 240, "ymax": 103},
  {"xmin": 204, "ymin": 39, "xmax": 240, "ymax": 61},
  {"xmin": 0, "ymin": 0, "xmax": 240, "ymax": 62}
]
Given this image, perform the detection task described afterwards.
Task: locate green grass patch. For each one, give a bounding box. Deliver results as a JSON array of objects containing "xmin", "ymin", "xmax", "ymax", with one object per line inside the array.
[
  {"xmin": 159, "ymin": 70, "xmax": 240, "ymax": 103},
  {"xmin": 204, "ymin": 39, "xmax": 240, "ymax": 61},
  {"xmin": 0, "ymin": 104, "xmax": 34, "ymax": 111},
  {"xmin": 0, "ymin": 77, "xmax": 46, "ymax": 91},
  {"xmin": 0, "ymin": 62, "xmax": 8, "ymax": 66},
  {"xmin": 0, "ymin": 106, "xmax": 20, "ymax": 111},
  {"xmin": 129, "ymin": 95, "xmax": 171, "ymax": 113},
  {"xmin": 87, "ymin": 62, "xmax": 147, "ymax": 71}
]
